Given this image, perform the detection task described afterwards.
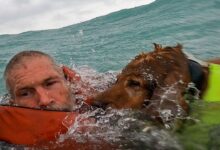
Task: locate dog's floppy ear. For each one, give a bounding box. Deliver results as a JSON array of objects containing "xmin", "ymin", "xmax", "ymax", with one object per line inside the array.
[
  {"xmin": 145, "ymin": 73, "xmax": 189, "ymax": 121},
  {"xmin": 153, "ymin": 43, "xmax": 163, "ymax": 52}
]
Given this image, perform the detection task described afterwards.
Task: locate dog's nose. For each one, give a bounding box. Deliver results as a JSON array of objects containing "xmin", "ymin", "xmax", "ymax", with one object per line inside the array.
[{"xmin": 92, "ymin": 101, "xmax": 108, "ymax": 109}]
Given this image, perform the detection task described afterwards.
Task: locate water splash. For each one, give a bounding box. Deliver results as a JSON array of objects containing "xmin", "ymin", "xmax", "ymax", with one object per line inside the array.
[
  {"xmin": 60, "ymin": 108, "xmax": 182, "ymax": 149},
  {"xmin": 185, "ymin": 82, "xmax": 200, "ymax": 101},
  {"xmin": 55, "ymin": 66, "xmax": 182, "ymax": 149},
  {"xmin": 71, "ymin": 64, "xmax": 117, "ymax": 92},
  {"xmin": 0, "ymin": 93, "xmax": 10, "ymax": 105}
]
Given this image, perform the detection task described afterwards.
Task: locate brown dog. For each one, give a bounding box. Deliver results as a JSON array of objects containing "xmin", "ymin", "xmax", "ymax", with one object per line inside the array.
[{"xmin": 92, "ymin": 44, "xmax": 220, "ymax": 122}]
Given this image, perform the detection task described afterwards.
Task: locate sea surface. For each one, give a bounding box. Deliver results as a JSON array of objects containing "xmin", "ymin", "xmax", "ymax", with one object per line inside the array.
[{"xmin": 0, "ymin": 0, "xmax": 220, "ymax": 149}]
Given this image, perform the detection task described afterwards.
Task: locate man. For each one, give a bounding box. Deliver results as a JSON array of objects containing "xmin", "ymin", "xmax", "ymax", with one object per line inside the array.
[
  {"xmin": 0, "ymin": 50, "xmax": 99, "ymax": 145},
  {"xmin": 3, "ymin": 50, "xmax": 74, "ymax": 111}
]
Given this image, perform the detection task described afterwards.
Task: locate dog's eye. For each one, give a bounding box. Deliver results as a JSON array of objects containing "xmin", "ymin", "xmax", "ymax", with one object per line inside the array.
[{"xmin": 127, "ymin": 79, "xmax": 141, "ymax": 87}]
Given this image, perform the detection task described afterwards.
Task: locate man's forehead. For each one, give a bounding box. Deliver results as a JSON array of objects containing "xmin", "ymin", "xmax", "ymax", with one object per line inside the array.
[
  {"xmin": 11, "ymin": 68, "xmax": 62, "ymax": 90},
  {"xmin": 14, "ymin": 75, "xmax": 60, "ymax": 90},
  {"xmin": 8, "ymin": 57, "xmax": 61, "ymax": 87}
]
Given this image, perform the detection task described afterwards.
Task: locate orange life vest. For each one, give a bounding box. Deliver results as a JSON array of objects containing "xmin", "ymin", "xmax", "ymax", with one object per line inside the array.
[
  {"xmin": 0, "ymin": 105, "xmax": 77, "ymax": 145},
  {"xmin": 0, "ymin": 106, "xmax": 116, "ymax": 149}
]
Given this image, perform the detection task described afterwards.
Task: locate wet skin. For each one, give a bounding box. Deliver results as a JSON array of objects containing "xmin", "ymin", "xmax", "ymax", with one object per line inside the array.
[{"xmin": 8, "ymin": 57, "xmax": 74, "ymax": 111}]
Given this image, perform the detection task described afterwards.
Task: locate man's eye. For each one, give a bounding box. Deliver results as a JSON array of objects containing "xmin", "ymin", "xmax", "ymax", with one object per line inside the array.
[
  {"xmin": 45, "ymin": 81, "xmax": 58, "ymax": 87},
  {"xmin": 19, "ymin": 91, "xmax": 31, "ymax": 97}
]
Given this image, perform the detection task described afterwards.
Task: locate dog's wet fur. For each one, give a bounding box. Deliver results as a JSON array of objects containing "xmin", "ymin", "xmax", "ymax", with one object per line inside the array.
[{"xmin": 92, "ymin": 44, "xmax": 220, "ymax": 123}]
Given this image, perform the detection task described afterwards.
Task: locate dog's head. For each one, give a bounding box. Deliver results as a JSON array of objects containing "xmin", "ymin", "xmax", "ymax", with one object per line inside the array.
[{"xmin": 93, "ymin": 44, "xmax": 191, "ymax": 121}]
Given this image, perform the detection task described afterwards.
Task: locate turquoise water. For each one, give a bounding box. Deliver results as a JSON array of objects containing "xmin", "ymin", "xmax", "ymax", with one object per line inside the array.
[
  {"xmin": 0, "ymin": 0, "xmax": 220, "ymax": 149},
  {"xmin": 0, "ymin": 0, "xmax": 220, "ymax": 95}
]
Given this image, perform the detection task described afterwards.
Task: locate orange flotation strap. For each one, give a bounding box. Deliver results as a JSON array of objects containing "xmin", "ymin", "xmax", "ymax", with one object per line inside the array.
[
  {"xmin": 62, "ymin": 66, "xmax": 81, "ymax": 82},
  {"xmin": 62, "ymin": 65, "xmax": 97, "ymax": 105},
  {"xmin": 0, "ymin": 105, "xmax": 78, "ymax": 145}
]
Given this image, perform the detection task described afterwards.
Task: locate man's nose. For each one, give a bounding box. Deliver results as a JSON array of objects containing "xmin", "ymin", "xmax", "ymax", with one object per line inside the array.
[{"xmin": 36, "ymin": 87, "xmax": 54, "ymax": 107}]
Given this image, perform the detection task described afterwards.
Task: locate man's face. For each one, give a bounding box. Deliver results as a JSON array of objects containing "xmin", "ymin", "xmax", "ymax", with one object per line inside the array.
[{"xmin": 8, "ymin": 56, "xmax": 74, "ymax": 111}]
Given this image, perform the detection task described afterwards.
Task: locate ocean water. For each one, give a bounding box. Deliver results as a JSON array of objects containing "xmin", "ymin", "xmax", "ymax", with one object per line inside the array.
[{"xmin": 0, "ymin": 0, "xmax": 220, "ymax": 149}]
